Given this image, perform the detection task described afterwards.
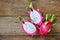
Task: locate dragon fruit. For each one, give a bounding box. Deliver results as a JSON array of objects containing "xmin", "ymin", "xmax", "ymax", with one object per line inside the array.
[
  {"xmin": 39, "ymin": 14, "xmax": 56, "ymax": 38},
  {"xmin": 39, "ymin": 21, "xmax": 52, "ymax": 38},
  {"xmin": 27, "ymin": 1, "xmax": 43, "ymax": 26},
  {"xmin": 28, "ymin": 7, "xmax": 43, "ymax": 25},
  {"xmin": 20, "ymin": 20, "xmax": 37, "ymax": 36}
]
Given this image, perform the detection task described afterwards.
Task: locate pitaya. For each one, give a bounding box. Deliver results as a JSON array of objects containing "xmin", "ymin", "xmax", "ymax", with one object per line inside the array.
[
  {"xmin": 28, "ymin": 7, "xmax": 43, "ymax": 25},
  {"xmin": 39, "ymin": 14, "xmax": 56, "ymax": 38},
  {"xmin": 20, "ymin": 20, "xmax": 37, "ymax": 36},
  {"xmin": 39, "ymin": 21, "xmax": 52, "ymax": 38},
  {"xmin": 27, "ymin": 1, "xmax": 43, "ymax": 26}
]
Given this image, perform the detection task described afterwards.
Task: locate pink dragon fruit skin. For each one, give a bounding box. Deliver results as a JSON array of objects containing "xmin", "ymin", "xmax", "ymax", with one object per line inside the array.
[
  {"xmin": 28, "ymin": 7, "xmax": 43, "ymax": 26},
  {"xmin": 39, "ymin": 21, "xmax": 52, "ymax": 38}
]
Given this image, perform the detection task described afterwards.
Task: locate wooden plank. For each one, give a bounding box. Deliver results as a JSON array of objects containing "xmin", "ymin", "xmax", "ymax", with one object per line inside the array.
[
  {"xmin": 0, "ymin": 0, "xmax": 60, "ymax": 16},
  {"xmin": 0, "ymin": 35, "xmax": 60, "ymax": 40},
  {"xmin": 33, "ymin": 0, "xmax": 60, "ymax": 17},
  {"xmin": 0, "ymin": 17, "xmax": 60, "ymax": 35},
  {"xmin": 0, "ymin": 35, "xmax": 45, "ymax": 40},
  {"xmin": 0, "ymin": 0, "xmax": 29, "ymax": 16}
]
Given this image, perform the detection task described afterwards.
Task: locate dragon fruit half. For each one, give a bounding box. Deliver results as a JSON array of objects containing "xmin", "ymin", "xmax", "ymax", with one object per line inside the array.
[
  {"xmin": 20, "ymin": 20, "xmax": 37, "ymax": 36},
  {"xmin": 27, "ymin": 1, "xmax": 43, "ymax": 26},
  {"xmin": 28, "ymin": 7, "xmax": 43, "ymax": 25}
]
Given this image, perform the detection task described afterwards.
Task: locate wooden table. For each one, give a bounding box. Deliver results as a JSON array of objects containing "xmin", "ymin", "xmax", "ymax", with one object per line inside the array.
[{"xmin": 0, "ymin": 0, "xmax": 60, "ymax": 40}]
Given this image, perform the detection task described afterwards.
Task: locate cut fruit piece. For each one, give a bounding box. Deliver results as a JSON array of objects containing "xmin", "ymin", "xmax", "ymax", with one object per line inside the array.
[
  {"xmin": 20, "ymin": 20, "xmax": 37, "ymax": 36},
  {"xmin": 29, "ymin": 7, "xmax": 43, "ymax": 25}
]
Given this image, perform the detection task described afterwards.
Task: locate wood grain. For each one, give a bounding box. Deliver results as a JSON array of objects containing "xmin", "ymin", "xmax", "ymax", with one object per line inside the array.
[
  {"xmin": 0, "ymin": 35, "xmax": 45, "ymax": 40},
  {"xmin": 0, "ymin": 0, "xmax": 60, "ymax": 40},
  {"xmin": 0, "ymin": 35, "xmax": 60, "ymax": 40},
  {"xmin": 0, "ymin": 0, "xmax": 60, "ymax": 16},
  {"xmin": 0, "ymin": 17, "xmax": 59, "ymax": 35}
]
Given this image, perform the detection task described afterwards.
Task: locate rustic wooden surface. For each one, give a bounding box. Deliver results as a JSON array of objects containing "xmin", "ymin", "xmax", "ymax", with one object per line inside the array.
[{"xmin": 0, "ymin": 0, "xmax": 60, "ymax": 40}]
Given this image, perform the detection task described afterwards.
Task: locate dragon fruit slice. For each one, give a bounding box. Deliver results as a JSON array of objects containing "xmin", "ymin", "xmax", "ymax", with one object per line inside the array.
[
  {"xmin": 28, "ymin": 7, "xmax": 43, "ymax": 25},
  {"xmin": 20, "ymin": 20, "xmax": 37, "ymax": 36}
]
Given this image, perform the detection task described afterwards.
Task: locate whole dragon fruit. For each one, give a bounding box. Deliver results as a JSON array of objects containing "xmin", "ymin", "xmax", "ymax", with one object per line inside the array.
[{"xmin": 39, "ymin": 14, "xmax": 56, "ymax": 38}]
